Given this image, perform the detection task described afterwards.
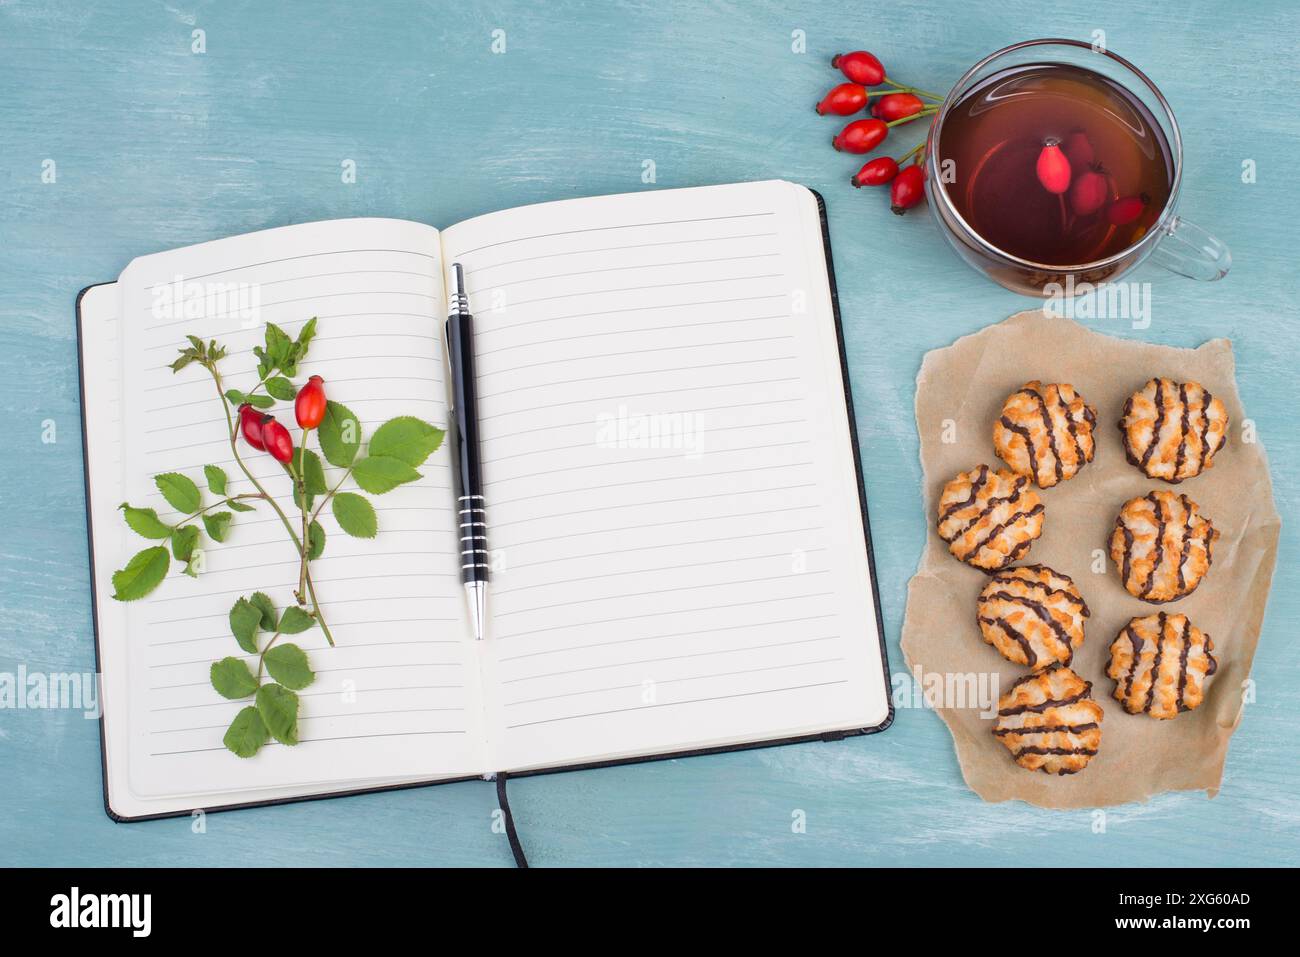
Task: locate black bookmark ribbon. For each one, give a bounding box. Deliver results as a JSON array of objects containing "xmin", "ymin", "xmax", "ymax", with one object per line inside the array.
[{"xmin": 495, "ymin": 772, "xmax": 529, "ymax": 868}]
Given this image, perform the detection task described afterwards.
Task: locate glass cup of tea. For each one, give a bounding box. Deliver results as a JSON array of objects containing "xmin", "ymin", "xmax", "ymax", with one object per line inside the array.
[{"xmin": 924, "ymin": 38, "xmax": 1230, "ymax": 297}]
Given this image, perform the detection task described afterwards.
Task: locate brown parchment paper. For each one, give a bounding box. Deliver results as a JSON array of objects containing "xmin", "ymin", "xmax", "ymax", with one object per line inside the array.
[{"xmin": 901, "ymin": 310, "xmax": 1281, "ymax": 808}]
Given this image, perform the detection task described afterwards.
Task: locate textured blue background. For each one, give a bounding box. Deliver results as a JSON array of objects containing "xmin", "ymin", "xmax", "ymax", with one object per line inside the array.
[{"xmin": 1, "ymin": 0, "xmax": 1296, "ymax": 866}]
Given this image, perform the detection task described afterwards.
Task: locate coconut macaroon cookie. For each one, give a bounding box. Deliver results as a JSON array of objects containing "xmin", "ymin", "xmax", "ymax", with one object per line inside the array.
[
  {"xmin": 993, "ymin": 381, "xmax": 1098, "ymax": 488},
  {"xmin": 1107, "ymin": 612, "xmax": 1218, "ymax": 719},
  {"xmin": 993, "ymin": 665, "xmax": 1104, "ymax": 775},
  {"xmin": 1120, "ymin": 377, "xmax": 1229, "ymax": 483},
  {"xmin": 1109, "ymin": 490, "xmax": 1218, "ymax": 603},
  {"xmin": 936, "ymin": 465, "xmax": 1045, "ymax": 572},
  {"xmin": 976, "ymin": 565, "xmax": 1090, "ymax": 671}
]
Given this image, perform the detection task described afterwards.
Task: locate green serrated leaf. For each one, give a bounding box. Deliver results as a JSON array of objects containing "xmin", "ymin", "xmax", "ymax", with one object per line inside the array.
[
  {"xmin": 256, "ymin": 683, "xmax": 299, "ymax": 745},
  {"xmin": 210, "ymin": 656, "xmax": 259, "ymax": 699},
  {"xmin": 154, "ymin": 472, "xmax": 201, "ymax": 513},
  {"xmin": 170, "ymin": 352, "xmax": 197, "ymax": 373},
  {"xmin": 223, "ymin": 706, "xmax": 269, "ymax": 758},
  {"xmin": 301, "ymin": 449, "xmax": 328, "ymax": 495},
  {"xmin": 265, "ymin": 322, "xmax": 292, "ymax": 366},
  {"xmin": 318, "ymin": 400, "xmax": 361, "ymax": 467},
  {"xmin": 204, "ymin": 464, "xmax": 228, "ymax": 495},
  {"xmin": 225, "ymin": 388, "xmax": 247, "ymax": 405},
  {"xmin": 111, "ymin": 546, "xmax": 171, "ymax": 601},
  {"xmin": 369, "ymin": 417, "xmax": 446, "ymax": 468},
  {"xmin": 202, "ymin": 511, "xmax": 232, "ymax": 543},
  {"xmin": 290, "ymin": 449, "xmax": 328, "ymax": 511},
  {"xmin": 352, "ymin": 455, "xmax": 421, "ymax": 494},
  {"xmin": 266, "ymin": 376, "xmax": 297, "ymax": 401},
  {"xmin": 264, "ymin": 643, "xmax": 314, "ymax": 690},
  {"xmin": 171, "ymin": 524, "xmax": 200, "ymax": 562},
  {"xmin": 228, "ymin": 498, "xmax": 256, "ymax": 513},
  {"xmin": 229, "ymin": 597, "xmax": 262, "ymax": 654},
  {"xmin": 332, "ymin": 492, "xmax": 377, "ymax": 538},
  {"xmin": 247, "ymin": 393, "xmax": 275, "ymax": 409},
  {"xmin": 308, "ymin": 520, "xmax": 326, "ymax": 560},
  {"xmin": 119, "ymin": 503, "xmax": 172, "ymax": 539},
  {"xmin": 250, "ymin": 591, "xmax": 277, "ymax": 631},
  {"xmin": 278, "ymin": 606, "xmax": 315, "ymax": 635},
  {"xmin": 295, "ymin": 317, "xmax": 318, "ymax": 352}
]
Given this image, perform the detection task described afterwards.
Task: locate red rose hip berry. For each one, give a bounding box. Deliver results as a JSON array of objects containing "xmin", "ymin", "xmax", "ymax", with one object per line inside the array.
[
  {"xmin": 1035, "ymin": 138, "xmax": 1072, "ymax": 194},
  {"xmin": 294, "ymin": 374, "xmax": 327, "ymax": 429},
  {"xmin": 238, "ymin": 403, "xmax": 267, "ymax": 451},
  {"xmin": 851, "ymin": 157, "xmax": 899, "ymax": 187},
  {"xmin": 873, "ymin": 93, "xmax": 924, "ymax": 122},
  {"xmin": 1069, "ymin": 166, "xmax": 1110, "ymax": 216},
  {"xmin": 1108, "ymin": 194, "xmax": 1150, "ymax": 225},
  {"xmin": 816, "ymin": 83, "xmax": 868, "ymax": 116},
  {"xmin": 890, "ymin": 164, "xmax": 926, "ymax": 214},
  {"xmin": 831, "ymin": 51, "xmax": 885, "ymax": 87},
  {"xmin": 259, "ymin": 416, "xmax": 295, "ymax": 464},
  {"xmin": 832, "ymin": 118, "xmax": 888, "ymax": 154}
]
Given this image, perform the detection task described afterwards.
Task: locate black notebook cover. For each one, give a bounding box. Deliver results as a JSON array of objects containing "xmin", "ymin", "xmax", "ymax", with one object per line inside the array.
[{"xmin": 76, "ymin": 187, "xmax": 893, "ymax": 823}]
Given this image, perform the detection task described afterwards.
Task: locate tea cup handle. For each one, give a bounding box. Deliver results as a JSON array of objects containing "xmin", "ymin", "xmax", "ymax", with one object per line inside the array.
[{"xmin": 1149, "ymin": 216, "xmax": 1231, "ymax": 281}]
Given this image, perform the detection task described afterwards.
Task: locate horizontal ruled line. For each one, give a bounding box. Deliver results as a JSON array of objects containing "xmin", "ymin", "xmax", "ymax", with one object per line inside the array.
[{"xmin": 504, "ymin": 680, "xmax": 848, "ymax": 730}]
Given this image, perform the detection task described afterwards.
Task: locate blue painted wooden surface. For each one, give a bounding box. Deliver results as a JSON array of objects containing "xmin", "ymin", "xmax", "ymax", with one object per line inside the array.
[{"xmin": 2, "ymin": 0, "xmax": 1296, "ymax": 867}]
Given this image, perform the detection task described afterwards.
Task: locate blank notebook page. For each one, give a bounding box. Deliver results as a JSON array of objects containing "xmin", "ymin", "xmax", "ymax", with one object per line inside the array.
[
  {"xmin": 114, "ymin": 219, "xmax": 483, "ymax": 798},
  {"xmin": 441, "ymin": 180, "xmax": 888, "ymax": 771}
]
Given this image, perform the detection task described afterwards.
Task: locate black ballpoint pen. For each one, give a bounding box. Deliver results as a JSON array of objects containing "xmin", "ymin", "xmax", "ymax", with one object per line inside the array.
[{"xmin": 447, "ymin": 263, "xmax": 488, "ymax": 641}]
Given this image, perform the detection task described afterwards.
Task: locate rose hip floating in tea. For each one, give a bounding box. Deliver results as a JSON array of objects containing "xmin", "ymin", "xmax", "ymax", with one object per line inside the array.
[
  {"xmin": 1035, "ymin": 138, "xmax": 1072, "ymax": 194},
  {"xmin": 1070, "ymin": 166, "xmax": 1110, "ymax": 216}
]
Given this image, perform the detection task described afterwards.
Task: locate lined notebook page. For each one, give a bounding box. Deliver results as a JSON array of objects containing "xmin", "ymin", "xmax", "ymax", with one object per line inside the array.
[
  {"xmin": 114, "ymin": 220, "xmax": 481, "ymax": 798},
  {"xmin": 441, "ymin": 181, "xmax": 888, "ymax": 771}
]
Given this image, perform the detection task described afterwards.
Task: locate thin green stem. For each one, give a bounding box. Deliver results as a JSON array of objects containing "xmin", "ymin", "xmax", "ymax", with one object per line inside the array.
[
  {"xmin": 176, "ymin": 493, "xmax": 264, "ymax": 526},
  {"xmin": 885, "ymin": 108, "xmax": 938, "ymax": 129},
  {"xmin": 880, "ymin": 77, "xmax": 945, "ymax": 101},
  {"xmin": 212, "ymin": 368, "xmax": 303, "ymax": 552},
  {"xmin": 303, "ymin": 564, "xmax": 334, "ymax": 647},
  {"xmin": 209, "ymin": 362, "xmax": 334, "ymax": 647},
  {"xmin": 895, "ymin": 141, "xmax": 926, "ymax": 165},
  {"xmin": 255, "ymin": 630, "xmax": 284, "ymax": 682},
  {"xmin": 310, "ymin": 465, "xmax": 354, "ymax": 525},
  {"xmin": 296, "ymin": 428, "xmax": 312, "ymax": 601}
]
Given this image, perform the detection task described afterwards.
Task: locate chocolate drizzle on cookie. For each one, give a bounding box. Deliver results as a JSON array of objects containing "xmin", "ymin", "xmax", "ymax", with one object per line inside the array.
[
  {"xmin": 1106, "ymin": 612, "xmax": 1218, "ymax": 719},
  {"xmin": 1120, "ymin": 377, "xmax": 1229, "ymax": 483},
  {"xmin": 1110, "ymin": 490, "xmax": 1218, "ymax": 603},
  {"xmin": 937, "ymin": 466, "xmax": 1045, "ymax": 571},
  {"xmin": 994, "ymin": 381, "xmax": 1097, "ymax": 488},
  {"xmin": 993, "ymin": 665, "xmax": 1104, "ymax": 775},
  {"xmin": 976, "ymin": 565, "xmax": 1089, "ymax": 671}
]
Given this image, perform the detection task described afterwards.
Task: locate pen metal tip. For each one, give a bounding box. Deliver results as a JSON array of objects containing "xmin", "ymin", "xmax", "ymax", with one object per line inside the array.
[{"xmin": 466, "ymin": 580, "xmax": 487, "ymax": 641}]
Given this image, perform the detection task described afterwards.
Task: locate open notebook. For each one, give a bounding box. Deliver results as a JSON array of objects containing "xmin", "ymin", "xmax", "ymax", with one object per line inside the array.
[{"xmin": 77, "ymin": 180, "xmax": 891, "ymax": 821}]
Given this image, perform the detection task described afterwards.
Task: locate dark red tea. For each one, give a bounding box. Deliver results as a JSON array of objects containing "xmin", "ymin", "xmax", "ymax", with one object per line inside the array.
[{"xmin": 938, "ymin": 62, "xmax": 1173, "ymax": 266}]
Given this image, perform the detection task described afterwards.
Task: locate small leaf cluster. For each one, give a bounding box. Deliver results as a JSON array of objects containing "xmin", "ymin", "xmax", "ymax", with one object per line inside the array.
[
  {"xmin": 112, "ymin": 465, "xmax": 256, "ymax": 600},
  {"xmin": 213, "ymin": 592, "xmax": 317, "ymax": 757},
  {"xmin": 225, "ymin": 320, "xmax": 316, "ymax": 408},
  {"xmin": 170, "ymin": 335, "xmax": 228, "ymax": 374},
  {"xmin": 318, "ymin": 404, "xmax": 445, "ymax": 539}
]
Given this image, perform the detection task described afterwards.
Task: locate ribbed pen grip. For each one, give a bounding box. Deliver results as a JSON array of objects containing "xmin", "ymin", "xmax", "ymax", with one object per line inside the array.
[{"xmin": 458, "ymin": 493, "xmax": 489, "ymax": 583}]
